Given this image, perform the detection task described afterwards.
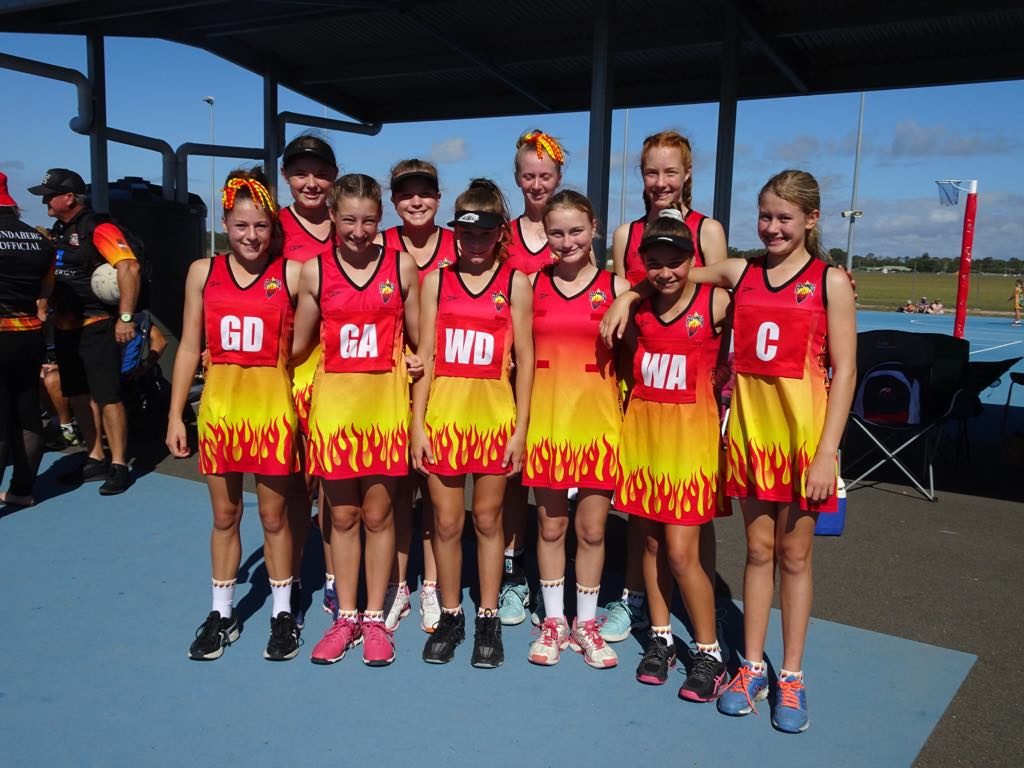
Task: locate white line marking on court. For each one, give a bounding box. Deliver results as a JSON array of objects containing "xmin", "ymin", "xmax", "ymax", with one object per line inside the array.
[{"xmin": 969, "ymin": 340, "xmax": 1023, "ymax": 355}]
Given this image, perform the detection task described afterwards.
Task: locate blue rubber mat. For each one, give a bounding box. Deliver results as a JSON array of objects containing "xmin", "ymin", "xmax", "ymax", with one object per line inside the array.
[{"xmin": 0, "ymin": 461, "xmax": 975, "ymax": 767}]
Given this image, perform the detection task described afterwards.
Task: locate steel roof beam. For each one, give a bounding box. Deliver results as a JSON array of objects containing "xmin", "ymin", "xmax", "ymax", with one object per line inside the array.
[{"xmin": 718, "ymin": 0, "xmax": 807, "ymax": 93}]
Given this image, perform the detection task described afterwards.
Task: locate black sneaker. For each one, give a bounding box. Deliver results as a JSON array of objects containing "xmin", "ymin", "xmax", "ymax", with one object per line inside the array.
[
  {"xmin": 263, "ymin": 612, "xmax": 300, "ymax": 661},
  {"xmin": 188, "ymin": 611, "xmax": 240, "ymax": 661},
  {"xmin": 58, "ymin": 456, "xmax": 110, "ymax": 486},
  {"xmin": 422, "ymin": 610, "xmax": 465, "ymax": 664},
  {"xmin": 635, "ymin": 635, "xmax": 676, "ymax": 685},
  {"xmin": 98, "ymin": 463, "xmax": 131, "ymax": 496},
  {"xmin": 678, "ymin": 650, "xmax": 728, "ymax": 702},
  {"xmin": 471, "ymin": 614, "xmax": 504, "ymax": 669}
]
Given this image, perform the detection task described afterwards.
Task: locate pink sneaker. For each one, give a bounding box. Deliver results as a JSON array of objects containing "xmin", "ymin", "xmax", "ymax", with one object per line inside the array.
[
  {"xmin": 569, "ymin": 618, "xmax": 619, "ymax": 668},
  {"xmin": 310, "ymin": 616, "xmax": 362, "ymax": 665},
  {"xmin": 361, "ymin": 619, "xmax": 396, "ymax": 667}
]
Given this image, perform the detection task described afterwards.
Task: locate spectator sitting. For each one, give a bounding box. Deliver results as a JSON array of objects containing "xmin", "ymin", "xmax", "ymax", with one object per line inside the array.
[
  {"xmin": 898, "ymin": 300, "xmax": 917, "ymax": 313},
  {"xmin": 926, "ymin": 299, "xmax": 945, "ymax": 315},
  {"xmin": 917, "ymin": 296, "xmax": 929, "ymax": 312}
]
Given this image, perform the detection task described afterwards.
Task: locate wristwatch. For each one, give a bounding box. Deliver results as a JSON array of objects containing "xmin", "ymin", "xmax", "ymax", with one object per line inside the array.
[{"xmin": 119, "ymin": 312, "xmax": 134, "ymax": 323}]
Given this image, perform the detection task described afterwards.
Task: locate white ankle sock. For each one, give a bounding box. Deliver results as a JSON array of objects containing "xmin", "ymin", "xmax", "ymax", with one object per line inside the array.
[
  {"xmin": 211, "ymin": 578, "xmax": 235, "ymax": 619},
  {"xmin": 696, "ymin": 641, "xmax": 722, "ymax": 662},
  {"xmin": 576, "ymin": 583, "xmax": 600, "ymax": 623},
  {"xmin": 540, "ymin": 577, "xmax": 565, "ymax": 619},
  {"xmin": 269, "ymin": 577, "xmax": 293, "ymax": 618},
  {"xmin": 652, "ymin": 624, "xmax": 673, "ymax": 648}
]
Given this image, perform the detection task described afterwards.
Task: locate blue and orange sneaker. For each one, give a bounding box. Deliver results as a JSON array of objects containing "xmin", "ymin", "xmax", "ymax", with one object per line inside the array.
[
  {"xmin": 771, "ymin": 673, "xmax": 810, "ymax": 733},
  {"xmin": 322, "ymin": 583, "xmax": 339, "ymax": 619},
  {"xmin": 717, "ymin": 660, "xmax": 769, "ymax": 716}
]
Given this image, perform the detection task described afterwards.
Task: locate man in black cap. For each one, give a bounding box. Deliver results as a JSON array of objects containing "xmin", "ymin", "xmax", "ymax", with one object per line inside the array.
[{"xmin": 28, "ymin": 168, "xmax": 140, "ymax": 495}]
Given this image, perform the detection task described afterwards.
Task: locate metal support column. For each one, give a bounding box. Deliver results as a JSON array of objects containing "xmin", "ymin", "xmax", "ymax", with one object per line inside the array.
[
  {"xmin": 86, "ymin": 33, "xmax": 109, "ymax": 213},
  {"xmin": 263, "ymin": 73, "xmax": 279, "ymax": 195},
  {"xmin": 712, "ymin": 19, "xmax": 739, "ymax": 238},
  {"xmin": 586, "ymin": 0, "xmax": 614, "ymax": 266}
]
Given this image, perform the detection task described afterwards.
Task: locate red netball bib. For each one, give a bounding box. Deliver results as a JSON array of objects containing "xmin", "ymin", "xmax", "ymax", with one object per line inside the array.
[
  {"xmin": 732, "ymin": 304, "xmax": 812, "ymax": 379},
  {"xmin": 433, "ymin": 315, "xmax": 507, "ymax": 380},
  {"xmin": 205, "ymin": 297, "xmax": 284, "ymax": 367},
  {"xmin": 321, "ymin": 308, "xmax": 398, "ymax": 373},
  {"xmin": 632, "ymin": 335, "xmax": 700, "ymax": 404}
]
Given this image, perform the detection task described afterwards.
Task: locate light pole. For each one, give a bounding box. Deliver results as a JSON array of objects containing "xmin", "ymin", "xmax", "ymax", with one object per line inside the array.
[
  {"xmin": 202, "ymin": 96, "xmax": 215, "ymax": 257},
  {"xmin": 841, "ymin": 92, "xmax": 866, "ymax": 272}
]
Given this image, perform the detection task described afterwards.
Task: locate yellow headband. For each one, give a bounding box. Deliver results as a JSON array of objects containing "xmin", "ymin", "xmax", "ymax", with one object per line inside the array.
[
  {"xmin": 519, "ymin": 130, "xmax": 565, "ymax": 166},
  {"xmin": 222, "ymin": 177, "xmax": 277, "ymax": 215}
]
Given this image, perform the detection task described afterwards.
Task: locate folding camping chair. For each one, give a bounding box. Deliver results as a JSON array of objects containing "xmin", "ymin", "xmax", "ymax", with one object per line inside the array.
[{"xmin": 843, "ymin": 330, "xmax": 969, "ymax": 501}]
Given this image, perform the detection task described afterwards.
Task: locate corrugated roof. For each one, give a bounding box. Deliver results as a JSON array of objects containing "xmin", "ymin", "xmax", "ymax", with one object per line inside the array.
[{"xmin": 2, "ymin": 0, "xmax": 1022, "ymax": 123}]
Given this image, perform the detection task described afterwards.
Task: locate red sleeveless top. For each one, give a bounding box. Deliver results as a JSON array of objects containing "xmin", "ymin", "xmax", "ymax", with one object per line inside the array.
[
  {"xmin": 507, "ymin": 217, "xmax": 554, "ymax": 276},
  {"xmin": 382, "ymin": 225, "xmax": 456, "ymax": 282},
  {"xmin": 623, "ymin": 209, "xmax": 707, "ymax": 285},
  {"xmin": 203, "ymin": 255, "xmax": 293, "ymax": 368},
  {"xmin": 280, "ymin": 206, "xmax": 332, "ymax": 263},
  {"xmin": 731, "ymin": 256, "xmax": 830, "ymax": 381},
  {"xmin": 434, "ymin": 261, "xmax": 515, "ymax": 381}
]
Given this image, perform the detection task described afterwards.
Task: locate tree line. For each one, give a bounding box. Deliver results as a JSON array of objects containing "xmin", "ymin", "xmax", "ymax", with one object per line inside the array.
[{"xmin": 726, "ymin": 247, "xmax": 1022, "ymax": 275}]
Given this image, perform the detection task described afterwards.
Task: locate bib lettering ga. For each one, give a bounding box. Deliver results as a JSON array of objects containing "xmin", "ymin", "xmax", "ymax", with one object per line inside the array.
[
  {"xmin": 732, "ymin": 304, "xmax": 812, "ymax": 379},
  {"xmin": 322, "ymin": 308, "xmax": 398, "ymax": 373}
]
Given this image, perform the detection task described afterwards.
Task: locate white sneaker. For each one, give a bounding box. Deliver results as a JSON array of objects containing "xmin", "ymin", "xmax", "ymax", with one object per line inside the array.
[
  {"xmin": 570, "ymin": 618, "xmax": 619, "ymax": 668},
  {"xmin": 419, "ymin": 585, "xmax": 441, "ymax": 633},
  {"xmin": 383, "ymin": 583, "xmax": 411, "ymax": 631},
  {"xmin": 528, "ymin": 617, "xmax": 570, "ymax": 666}
]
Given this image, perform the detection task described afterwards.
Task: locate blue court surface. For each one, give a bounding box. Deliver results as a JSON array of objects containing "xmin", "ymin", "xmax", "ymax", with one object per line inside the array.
[{"xmin": 1, "ymin": 453, "xmax": 976, "ymax": 768}]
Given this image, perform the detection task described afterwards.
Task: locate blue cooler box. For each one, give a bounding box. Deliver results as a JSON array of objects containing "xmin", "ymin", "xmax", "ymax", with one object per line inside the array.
[{"xmin": 814, "ymin": 477, "xmax": 847, "ymax": 536}]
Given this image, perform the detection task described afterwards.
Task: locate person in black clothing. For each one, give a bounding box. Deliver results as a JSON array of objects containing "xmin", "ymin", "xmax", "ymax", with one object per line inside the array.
[
  {"xmin": 0, "ymin": 171, "xmax": 55, "ymax": 506},
  {"xmin": 26, "ymin": 168, "xmax": 140, "ymax": 495}
]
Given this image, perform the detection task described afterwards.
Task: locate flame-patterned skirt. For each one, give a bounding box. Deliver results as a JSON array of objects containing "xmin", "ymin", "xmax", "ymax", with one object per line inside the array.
[
  {"xmin": 291, "ymin": 343, "xmax": 321, "ymax": 436},
  {"xmin": 424, "ymin": 376, "xmax": 515, "ymax": 476},
  {"xmin": 523, "ymin": 362, "xmax": 621, "ymax": 490},
  {"xmin": 725, "ymin": 372, "xmax": 837, "ymax": 513},
  {"xmin": 197, "ymin": 363, "xmax": 300, "ymax": 476},
  {"xmin": 306, "ymin": 365, "xmax": 410, "ymax": 480},
  {"xmin": 616, "ymin": 398, "xmax": 724, "ymax": 525}
]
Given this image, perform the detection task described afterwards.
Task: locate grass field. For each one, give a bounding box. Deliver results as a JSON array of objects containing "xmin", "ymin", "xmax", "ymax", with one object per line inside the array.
[{"xmin": 852, "ymin": 271, "xmax": 1019, "ymax": 312}]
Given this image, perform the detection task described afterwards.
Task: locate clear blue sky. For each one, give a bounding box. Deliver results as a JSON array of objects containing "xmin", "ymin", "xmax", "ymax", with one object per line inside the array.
[{"xmin": 2, "ymin": 33, "xmax": 1022, "ymax": 262}]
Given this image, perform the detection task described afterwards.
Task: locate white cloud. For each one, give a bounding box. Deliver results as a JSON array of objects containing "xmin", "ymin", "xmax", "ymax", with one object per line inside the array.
[
  {"xmin": 429, "ymin": 137, "xmax": 469, "ymax": 164},
  {"xmin": 890, "ymin": 120, "xmax": 1018, "ymax": 158}
]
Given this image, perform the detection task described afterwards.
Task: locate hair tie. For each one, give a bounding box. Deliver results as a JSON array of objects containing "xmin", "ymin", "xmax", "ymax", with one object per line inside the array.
[
  {"xmin": 222, "ymin": 177, "xmax": 278, "ymax": 215},
  {"xmin": 658, "ymin": 208, "xmax": 684, "ymax": 223},
  {"xmin": 519, "ymin": 130, "xmax": 566, "ymax": 165}
]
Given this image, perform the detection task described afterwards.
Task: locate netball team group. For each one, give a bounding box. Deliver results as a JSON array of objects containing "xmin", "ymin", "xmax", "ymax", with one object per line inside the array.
[{"xmin": 165, "ymin": 128, "xmax": 857, "ymax": 735}]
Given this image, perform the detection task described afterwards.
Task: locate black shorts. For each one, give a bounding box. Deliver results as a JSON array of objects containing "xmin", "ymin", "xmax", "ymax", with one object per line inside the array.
[{"xmin": 55, "ymin": 319, "xmax": 122, "ymax": 404}]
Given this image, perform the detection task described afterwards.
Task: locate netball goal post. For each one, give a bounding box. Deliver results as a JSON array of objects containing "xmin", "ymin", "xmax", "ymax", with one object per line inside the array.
[{"xmin": 935, "ymin": 179, "xmax": 978, "ymax": 339}]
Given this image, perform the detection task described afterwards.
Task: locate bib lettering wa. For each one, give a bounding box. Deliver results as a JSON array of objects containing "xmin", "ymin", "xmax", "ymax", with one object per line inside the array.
[{"xmin": 197, "ymin": 255, "xmax": 298, "ymax": 475}]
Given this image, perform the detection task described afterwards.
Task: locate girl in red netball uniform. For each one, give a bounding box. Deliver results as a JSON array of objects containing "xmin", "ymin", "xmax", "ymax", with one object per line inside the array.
[
  {"xmin": 618, "ymin": 209, "xmax": 731, "ymax": 700},
  {"xmin": 500, "ymin": 130, "xmax": 566, "ymax": 626},
  {"xmin": 167, "ymin": 168, "xmax": 302, "ymax": 662},
  {"xmin": 292, "ymin": 174, "xmax": 420, "ymax": 667},
  {"xmin": 524, "ymin": 191, "xmax": 629, "ymax": 668},
  {"xmin": 411, "ymin": 179, "xmax": 534, "ymax": 668},
  {"xmin": 693, "ymin": 170, "xmax": 855, "ymax": 731},
  {"xmin": 278, "ymin": 134, "xmax": 338, "ymax": 627},
  {"xmin": 376, "ymin": 159, "xmax": 456, "ymax": 633},
  {"xmin": 601, "ymin": 130, "xmax": 728, "ymax": 644}
]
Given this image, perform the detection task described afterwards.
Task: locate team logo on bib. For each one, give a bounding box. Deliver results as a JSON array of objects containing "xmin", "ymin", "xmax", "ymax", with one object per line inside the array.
[
  {"xmin": 795, "ymin": 281, "xmax": 815, "ymax": 304},
  {"xmin": 379, "ymin": 279, "xmax": 395, "ymax": 304},
  {"xmin": 491, "ymin": 290, "xmax": 508, "ymax": 313},
  {"xmin": 686, "ymin": 312, "xmax": 705, "ymax": 338},
  {"xmin": 438, "ymin": 256, "xmax": 454, "ymax": 269},
  {"xmin": 264, "ymin": 276, "xmax": 282, "ymax": 299},
  {"xmin": 589, "ymin": 288, "xmax": 608, "ymax": 311}
]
